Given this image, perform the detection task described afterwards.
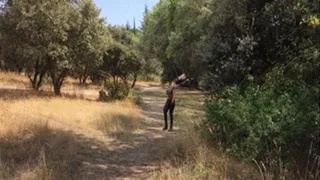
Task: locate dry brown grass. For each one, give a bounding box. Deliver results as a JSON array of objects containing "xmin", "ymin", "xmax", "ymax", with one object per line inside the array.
[
  {"xmin": 152, "ymin": 130, "xmax": 259, "ymax": 180},
  {"xmin": 0, "ymin": 71, "xmax": 259, "ymax": 179},
  {"xmin": 149, "ymin": 92, "xmax": 259, "ymax": 180},
  {"xmin": 0, "ymin": 71, "xmax": 102, "ymax": 100},
  {"xmin": 0, "ymin": 72, "xmax": 29, "ymax": 88},
  {"xmin": 0, "ymin": 116, "xmax": 80, "ymax": 180},
  {"xmin": 0, "ymin": 72, "xmax": 144, "ymax": 179}
]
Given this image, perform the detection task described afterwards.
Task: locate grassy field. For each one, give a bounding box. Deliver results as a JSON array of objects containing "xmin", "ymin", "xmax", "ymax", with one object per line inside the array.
[
  {"xmin": 0, "ymin": 72, "xmax": 143, "ymax": 179},
  {"xmin": 0, "ymin": 72, "xmax": 258, "ymax": 180},
  {"xmin": 147, "ymin": 88, "xmax": 259, "ymax": 180}
]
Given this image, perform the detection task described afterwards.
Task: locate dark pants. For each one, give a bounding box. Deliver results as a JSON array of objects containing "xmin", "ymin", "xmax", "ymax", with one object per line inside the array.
[{"xmin": 163, "ymin": 99, "xmax": 175, "ymax": 129}]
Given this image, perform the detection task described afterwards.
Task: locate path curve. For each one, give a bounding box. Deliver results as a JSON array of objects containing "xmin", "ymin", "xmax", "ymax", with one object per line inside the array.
[{"xmin": 77, "ymin": 85, "xmax": 173, "ymax": 180}]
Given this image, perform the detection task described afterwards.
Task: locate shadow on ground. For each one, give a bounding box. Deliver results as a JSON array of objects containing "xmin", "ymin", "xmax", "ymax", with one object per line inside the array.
[
  {"xmin": 0, "ymin": 85, "xmax": 207, "ymax": 180},
  {"xmin": 0, "ymin": 88, "xmax": 96, "ymax": 102},
  {"xmin": 72, "ymin": 86, "xmax": 187, "ymax": 180},
  {"xmin": 74, "ymin": 124, "xmax": 172, "ymax": 180}
]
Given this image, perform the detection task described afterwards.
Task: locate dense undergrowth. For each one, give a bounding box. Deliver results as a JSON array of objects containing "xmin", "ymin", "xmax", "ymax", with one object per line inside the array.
[{"xmin": 204, "ymin": 67, "xmax": 320, "ymax": 179}]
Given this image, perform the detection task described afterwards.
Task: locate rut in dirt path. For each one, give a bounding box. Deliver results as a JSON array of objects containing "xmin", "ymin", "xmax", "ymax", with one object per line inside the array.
[{"xmin": 76, "ymin": 86, "xmax": 175, "ymax": 180}]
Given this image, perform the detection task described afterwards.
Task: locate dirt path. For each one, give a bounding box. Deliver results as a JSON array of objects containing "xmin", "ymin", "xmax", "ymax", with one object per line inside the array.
[
  {"xmin": 76, "ymin": 86, "xmax": 173, "ymax": 180},
  {"xmin": 0, "ymin": 83, "xmax": 176, "ymax": 179}
]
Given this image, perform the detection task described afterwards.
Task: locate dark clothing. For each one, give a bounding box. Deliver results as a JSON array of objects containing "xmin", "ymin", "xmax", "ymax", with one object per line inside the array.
[
  {"xmin": 163, "ymin": 98, "xmax": 175, "ymax": 129},
  {"xmin": 166, "ymin": 87, "xmax": 174, "ymax": 99}
]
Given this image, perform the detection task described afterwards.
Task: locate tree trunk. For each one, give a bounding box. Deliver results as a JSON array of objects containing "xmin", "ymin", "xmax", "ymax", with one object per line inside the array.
[
  {"xmin": 53, "ymin": 78, "xmax": 65, "ymax": 96},
  {"xmin": 17, "ymin": 66, "xmax": 22, "ymax": 75},
  {"xmin": 28, "ymin": 71, "xmax": 39, "ymax": 90},
  {"xmin": 27, "ymin": 60, "xmax": 47, "ymax": 90},
  {"xmin": 36, "ymin": 70, "xmax": 46, "ymax": 90},
  {"xmin": 82, "ymin": 76, "xmax": 88, "ymax": 84},
  {"xmin": 50, "ymin": 71, "xmax": 66, "ymax": 96},
  {"xmin": 53, "ymin": 82, "xmax": 62, "ymax": 96},
  {"xmin": 131, "ymin": 74, "xmax": 137, "ymax": 88},
  {"xmin": 79, "ymin": 75, "xmax": 88, "ymax": 85}
]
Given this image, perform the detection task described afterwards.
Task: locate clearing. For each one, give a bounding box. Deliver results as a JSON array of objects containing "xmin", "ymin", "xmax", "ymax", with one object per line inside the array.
[{"xmin": 0, "ymin": 72, "xmax": 256, "ymax": 180}]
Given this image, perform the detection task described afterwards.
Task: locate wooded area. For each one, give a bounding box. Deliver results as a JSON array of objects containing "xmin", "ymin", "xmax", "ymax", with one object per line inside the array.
[
  {"xmin": 0, "ymin": 0, "xmax": 319, "ymax": 179},
  {"xmin": 141, "ymin": 0, "xmax": 320, "ymax": 178},
  {"xmin": 0, "ymin": 0, "xmax": 150, "ymax": 97}
]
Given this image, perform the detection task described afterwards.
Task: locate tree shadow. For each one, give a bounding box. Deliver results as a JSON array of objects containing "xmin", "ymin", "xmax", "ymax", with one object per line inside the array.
[
  {"xmin": 73, "ymin": 127, "xmax": 173, "ymax": 179},
  {"xmin": 0, "ymin": 120, "xmax": 173, "ymax": 180},
  {"xmin": 0, "ymin": 88, "xmax": 96, "ymax": 102},
  {"xmin": 136, "ymin": 91, "xmax": 167, "ymax": 98},
  {"xmin": 0, "ymin": 126, "xmax": 82, "ymax": 180}
]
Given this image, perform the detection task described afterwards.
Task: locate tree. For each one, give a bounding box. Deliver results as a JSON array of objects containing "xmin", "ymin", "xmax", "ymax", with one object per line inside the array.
[
  {"xmin": 140, "ymin": 0, "xmax": 320, "ymax": 177},
  {"xmin": 125, "ymin": 21, "xmax": 131, "ymax": 30},
  {"xmin": 102, "ymin": 26, "xmax": 142, "ymax": 86},
  {"xmin": 140, "ymin": 1, "xmax": 173, "ymax": 82},
  {"xmin": 133, "ymin": 17, "xmax": 136, "ymax": 34},
  {"xmin": 0, "ymin": 0, "xmax": 108, "ymax": 95},
  {"xmin": 48, "ymin": 0, "xmax": 108, "ymax": 95},
  {"xmin": 72, "ymin": 0, "xmax": 108, "ymax": 85},
  {"xmin": 138, "ymin": 4, "xmax": 163, "ymax": 81},
  {"xmin": 0, "ymin": 0, "xmax": 71, "ymax": 91},
  {"xmin": 140, "ymin": 0, "xmax": 206, "ymax": 86},
  {"xmin": 44, "ymin": 0, "xmax": 74, "ymax": 96}
]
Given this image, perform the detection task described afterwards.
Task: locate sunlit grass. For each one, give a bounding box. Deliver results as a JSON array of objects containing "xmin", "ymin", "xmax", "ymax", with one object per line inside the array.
[
  {"xmin": 0, "ymin": 72, "xmax": 144, "ymax": 179},
  {"xmin": 0, "ymin": 71, "xmax": 29, "ymax": 88},
  {"xmin": 150, "ymin": 91, "xmax": 259, "ymax": 180},
  {"xmin": 0, "ymin": 71, "xmax": 259, "ymax": 179}
]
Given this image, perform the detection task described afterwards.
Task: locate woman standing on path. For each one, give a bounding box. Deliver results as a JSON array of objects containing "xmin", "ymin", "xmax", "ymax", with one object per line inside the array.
[
  {"xmin": 163, "ymin": 84, "xmax": 175, "ymax": 131},
  {"xmin": 163, "ymin": 74, "xmax": 186, "ymax": 131}
]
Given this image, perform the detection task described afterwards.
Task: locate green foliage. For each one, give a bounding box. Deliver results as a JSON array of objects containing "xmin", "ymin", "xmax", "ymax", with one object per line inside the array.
[
  {"xmin": 204, "ymin": 78, "xmax": 320, "ymax": 176},
  {"xmin": 206, "ymin": 84, "xmax": 318, "ymax": 155},
  {"xmin": 0, "ymin": 0, "xmax": 108, "ymax": 95},
  {"xmin": 105, "ymin": 81, "xmax": 130, "ymax": 100},
  {"xmin": 101, "ymin": 41, "xmax": 139, "ymax": 82},
  {"xmin": 71, "ymin": 0, "xmax": 109, "ymax": 85},
  {"xmin": 0, "ymin": 0, "xmax": 71, "ymax": 91},
  {"xmin": 99, "ymin": 25, "xmax": 143, "ymax": 89},
  {"xmin": 141, "ymin": 0, "xmax": 320, "ymax": 89},
  {"xmin": 128, "ymin": 92, "xmax": 143, "ymax": 106}
]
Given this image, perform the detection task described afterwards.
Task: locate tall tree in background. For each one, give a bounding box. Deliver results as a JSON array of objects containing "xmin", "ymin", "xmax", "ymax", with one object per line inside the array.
[
  {"xmin": 0, "ymin": 0, "xmax": 71, "ymax": 91},
  {"xmin": 140, "ymin": 1, "xmax": 173, "ymax": 82},
  {"xmin": 140, "ymin": 0, "xmax": 319, "ymax": 89},
  {"xmin": 0, "ymin": 0, "xmax": 109, "ymax": 95},
  {"xmin": 101, "ymin": 26, "xmax": 142, "ymax": 88},
  {"xmin": 138, "ymin": 5, "xmax": 162, "ymax": 81},
  {"xmin": 140, "ymin": 0, "xmax": 320, "ymax": 177},
  {"xmin": 72, "ymin": 0, "xmax": 108, "ymax": 85}
]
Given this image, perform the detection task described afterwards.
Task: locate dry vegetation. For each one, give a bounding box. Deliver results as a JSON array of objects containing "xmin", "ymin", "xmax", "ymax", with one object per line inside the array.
[
  {"xmin": 0, "ymin": 72, "xmax": 143, "ymax": 179},
  {"xmin": 147, "ymin": 89, "xmax": 259, "ymax": 180},
  {"xmin": 0, "ymin": 72, "xmax": 259, "ymax": 180}
]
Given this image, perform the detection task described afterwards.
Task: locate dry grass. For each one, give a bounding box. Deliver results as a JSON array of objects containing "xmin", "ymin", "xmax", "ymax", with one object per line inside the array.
[
  {"xmin": 0, "ymin": 71, "xmax": 259, "ymax": 179},
  {"xmin": 150, "ymin": 91, "xmax": 259, "ymax": 180},
  {"xmin": 0, "ymin": 71, "xmax": 102, "ymax": 100},
  {"xmin": 0, "ymin": 117, "xmax": 79, "ymax": 180},
  {"xmin": 0, "ymin": 72, "xmax": 29, "ymax": 88},
  {"xmin": 0, "ymin": 71, "xmax": 144, "ymax": 179}
]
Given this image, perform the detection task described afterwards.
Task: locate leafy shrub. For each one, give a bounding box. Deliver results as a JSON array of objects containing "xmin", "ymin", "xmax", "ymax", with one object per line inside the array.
[
  {"xmin": 128, "ymin": 92, "xmax": 143, "ymax": 106},
  {"xmin": 89, "ymin": 70, "xmax": 106, "ymax": 85},
  {"xmin": 204, "ymin": 81, "xmax": 320, "ymax": 176},
  {"xmin": 105, "ymin": 82, "xmax": 130, "ymax": 100}
]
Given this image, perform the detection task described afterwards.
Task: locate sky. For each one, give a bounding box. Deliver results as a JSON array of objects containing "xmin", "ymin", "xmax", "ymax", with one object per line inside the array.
[{"xmin": 93, "ymin": 0, "xmax": 159, "ymax": 28}]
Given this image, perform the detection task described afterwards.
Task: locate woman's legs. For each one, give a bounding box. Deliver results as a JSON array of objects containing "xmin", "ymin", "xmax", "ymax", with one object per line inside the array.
[
  {"xmin": 163, "ymin": 99, "xmax": 171, "ymax": 130},
  {"xmin": 169, "ymin": 101, "xmax": 175, "ymax": 130}
]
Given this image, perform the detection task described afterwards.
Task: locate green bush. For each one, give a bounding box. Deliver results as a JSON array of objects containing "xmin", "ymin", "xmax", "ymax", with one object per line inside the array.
[
  {"xmin": 204, "ymin": 82, "xmax": 320, "ymax": 175},
  {"xmin": 105, "ymin": 82, "xmax": 130, "ymax": 100},
  {"xmin": 128, "ymin": 92, "xmax": 143, "ymax": 106}
]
